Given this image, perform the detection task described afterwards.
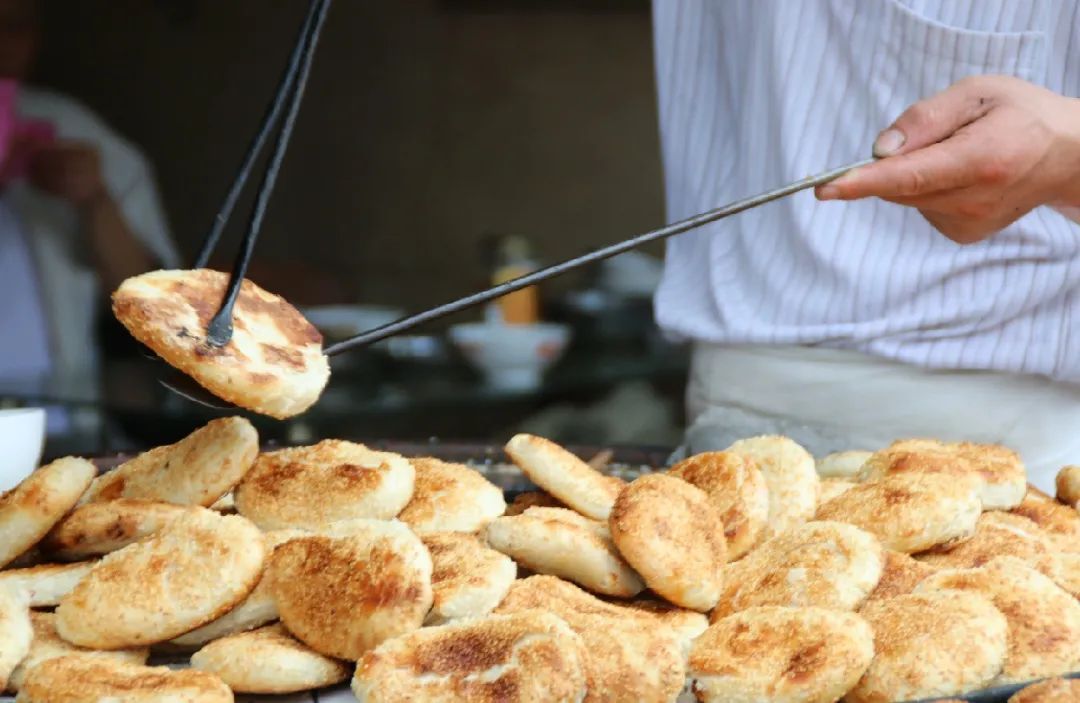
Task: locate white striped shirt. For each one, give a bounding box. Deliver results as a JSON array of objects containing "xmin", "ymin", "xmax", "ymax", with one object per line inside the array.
[{"xmin": 652, "ymin": 0, "xmax": 1080, "ymax": 383}]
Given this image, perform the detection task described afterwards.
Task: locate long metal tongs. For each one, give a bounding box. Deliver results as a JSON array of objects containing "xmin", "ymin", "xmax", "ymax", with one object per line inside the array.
[
  {"xmin": 194, "ymin": 0, "xmax": 331, "ymax": 346},
  {"xmin": 163, "ymin": 154, "xmax": 872, "ymax": 410},
  {"xmin": 321, "ymin": 157, "xmax": 875, "ymax": 356},
  {"xmin": 152, "ymin": 0, "xmax": 330, "ymax": 406}
]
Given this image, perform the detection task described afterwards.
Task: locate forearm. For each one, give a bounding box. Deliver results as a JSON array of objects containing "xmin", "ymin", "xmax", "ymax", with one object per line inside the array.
[
  {"xmin": 1055, "ymin": 97, "xmax": 1080, "ymax": 211},
  {"xmin": 80, "ymin": 192, "xmax": 155, "ymax": 294}
]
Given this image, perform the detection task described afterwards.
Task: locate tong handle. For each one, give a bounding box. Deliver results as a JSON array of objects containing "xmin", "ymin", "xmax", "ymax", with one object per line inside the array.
[
  {"xmin": 203, "ymin": 0, "xmax": 332, "ymax": 347},
  {"xmin": 324, "ymin": 158, "xmax": 875, "ymax": 356}
]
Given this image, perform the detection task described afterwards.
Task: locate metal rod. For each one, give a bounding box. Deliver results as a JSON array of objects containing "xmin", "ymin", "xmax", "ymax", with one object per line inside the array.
[
  {"xmin": 205, "ymin": 0, "xmax": 332, "ymax": 347},
  {"xmin": 324, "ymin": 157, "xmax": 874, "ymax": 356},
  {"xmin": 193, "ymin": 0, "xmax": 324, "ymax": 269}
]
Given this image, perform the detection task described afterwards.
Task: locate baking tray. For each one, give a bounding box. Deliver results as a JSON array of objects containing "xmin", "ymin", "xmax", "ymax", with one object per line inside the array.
[
  {"xmin": 5, "ymin": 442, "xmax": 1077, "ymax": 703},
  {"xmin": 906, "ymin": 672, "xmax": 1080, "ymax": 703}
]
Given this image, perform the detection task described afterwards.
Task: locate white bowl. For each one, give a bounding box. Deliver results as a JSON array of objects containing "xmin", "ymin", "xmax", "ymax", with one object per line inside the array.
[
  {"xmin": 0, "ymin": 407, "xmax": 45, "ymax": 492},
  {"xmin": 448, "ymin": 322, "xmax": 571, "ymax": 392},
  {"xmin": 302, "ymin": 305, "xmax": 404, "ymax": 339}
]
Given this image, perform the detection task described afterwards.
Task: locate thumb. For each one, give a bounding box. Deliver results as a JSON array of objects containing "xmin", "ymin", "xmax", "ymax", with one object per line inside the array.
[{"xmin": 873, "ymin": 77, "xmax": 995, "ymax": 157}]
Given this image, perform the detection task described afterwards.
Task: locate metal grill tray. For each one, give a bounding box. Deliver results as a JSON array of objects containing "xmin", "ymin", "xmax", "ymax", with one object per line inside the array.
[
  {"xmin": 4, "ymin": 441, "xmax": 1075, "ymax": 703},
  {"xmin": 905, "ymin": 672, "xmax": 1080, "ymax": 703}
]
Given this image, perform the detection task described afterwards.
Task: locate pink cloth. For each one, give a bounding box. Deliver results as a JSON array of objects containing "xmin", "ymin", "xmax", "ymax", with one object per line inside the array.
[{"xmin": 0, "ymin": 79, "xmax": 55, "ymax": 185}]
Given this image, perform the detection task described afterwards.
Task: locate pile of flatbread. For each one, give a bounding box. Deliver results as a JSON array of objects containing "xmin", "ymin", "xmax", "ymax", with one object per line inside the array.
[{"xmin": 1, "ymin": 422, "xmax": 1078, "ymax": 702}]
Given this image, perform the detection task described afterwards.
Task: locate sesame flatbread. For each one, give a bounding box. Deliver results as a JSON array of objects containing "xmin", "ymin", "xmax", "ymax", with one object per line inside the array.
[
  {"xmin": 55, "ymin": 509, "xmax": 265, "ymax": 649},
  {"xmin": 690, "ymin": 606, "xmax": 874, "ymax": 703},
  {"xmin": 352, "ymin": 611, "xmax": 588, "ymax": 703},
  {"xmin": 0, "ymin": 587, "xmax": 31, "ymax": 692},
  {"xmin": 190, "ymin": 623, "xmax": 349, "ymax": 694},
  {"xmin": 397, "ymin": 458, "xmax": 506, "ymax": 534},
  {"xmin": 16, "ymin": 656, "xmax": 232, "ymax": 703},
  {"xmin": 860, "ymin": 438, "xmax": 1026, "ymax": 510},
  {"xmin": 850, "ymin": 591, "xmax": 1008, "ymax": 702},
  {"xmin": 112, "ymin": 268, "xmax": 330, "ymax": 419},
  {"xmin": 0, "ymin": 457, "xmax": 96, "ymax": 569},
  {"xmin": 726, "ymin": 436, "xmax": 819, "ymax": 539},
  {"xmin": 494, "ymin": 576, "xmax": 688, "ymax": 703},
  {"xmin": 423, "ymin": 532, "xmax": 517, "ymax": 625},
  {"xmin": 267, "ymin": 520, "xmax": 433, "ymax": 660},
  {"xmin": 1009, "ymin": 677, "xmax": 1080, "ymax": 703},
  {"xmin": 504, "ymin": 434, "xmax": 622, "ymax": 520},
  {"xmin": 609, "ymin": 474, "xmax": 726, "ymax": 611},
  {"xmin": 1057, "ymin": 466, "xmax": 1080, "ymax": 510},
  {"xmin": 234, "ymin": 440, "xmax": 415, "ymax": 530},
  {"xmin": 79, "ymin": 416, "xmax": 258, "ymax": 507},
  {"xmin": 7, "ymin": 612, "xmax": 148, "ymax": 693},
  {"xmin": 816, "ymin": 471, "xmax": 981, "ymax": 553},
  {"xmin": 42, "ymin": 500, "xmax": 197, "ymax": 560},
  {"xmin": 916, "ymin": 557, "xmax": 1080, "ymax": 685},
  {"xmin": 0, "ymin": 561, "xmax": 95, "ymax": 607},
  {"xmin": 668, "ymin": 450, "xmax": 769, "ymax": 560},
  {"xmin": 713, "ymin": 520, "xmax": 883, "ymax": 619},
  {"xmin": 487, "ymin": 507, "xmax": 644, "ymax": 598}
]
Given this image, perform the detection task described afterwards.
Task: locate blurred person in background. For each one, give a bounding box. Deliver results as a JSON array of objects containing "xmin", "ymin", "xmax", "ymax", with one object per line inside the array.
[
  {"xmin": 653, "ymin": 0, "xmax": 1080, "ymax": 491},
  {"xmin": 0, "ymin": 0, "xmax": 176, "ymax": 430}
]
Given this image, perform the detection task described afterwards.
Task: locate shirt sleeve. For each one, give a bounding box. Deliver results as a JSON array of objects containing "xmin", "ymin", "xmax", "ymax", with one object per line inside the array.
[{"xmin": 107, "ymin": 147, "xmax": 181, "ymax": 269}]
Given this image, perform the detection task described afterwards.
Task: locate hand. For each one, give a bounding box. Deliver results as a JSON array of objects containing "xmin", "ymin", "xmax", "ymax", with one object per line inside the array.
[
  {"xmin": 816, "ymin": 75, "xmax": 1080, "ymax": 244},
  {"xmin": 28, "ymin": 141, "xmax": 107, "ymax": 207}
]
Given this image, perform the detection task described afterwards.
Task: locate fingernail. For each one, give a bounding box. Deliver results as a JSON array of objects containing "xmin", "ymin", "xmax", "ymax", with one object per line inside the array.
[
  {"xmin": 873, "ymin": 128, "xmax": 906, "ymax": 157},
  {"xmin": 820, "ymin": 169, "xmax": 859, "ymax": 199},
  {"xmin": 816, "ymin": 184, "xmax": 840, "ymax": 200}
]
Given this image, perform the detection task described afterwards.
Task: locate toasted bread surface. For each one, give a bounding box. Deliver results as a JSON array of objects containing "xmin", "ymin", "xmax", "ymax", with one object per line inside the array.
[{"xmin": 112, "ymin": 268, "xmax": 329, "ymax": 418}]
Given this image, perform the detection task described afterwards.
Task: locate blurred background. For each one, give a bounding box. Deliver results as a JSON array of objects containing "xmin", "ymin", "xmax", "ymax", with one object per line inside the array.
[{"xmin": 1, "ymin": 0, "xmax": 690, "ymax": 458}]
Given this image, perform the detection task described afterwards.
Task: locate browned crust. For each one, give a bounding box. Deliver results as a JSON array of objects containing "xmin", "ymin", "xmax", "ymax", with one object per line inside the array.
[
  {"xmin": 267, "ymin": 531, "xmax": 431, "ymax": 660},
  {"xmin": 712, "ymin": 521, "xmax": 883, "ymax": 620},
  {"xmin": 863, "ymin": 439, "xmax": 1024, "ymax": 485},
  {"xmin": 689, "ymin": 606, "xmax": 874, "ymax": 701},
  {"xmin": 81, "ymin": 417, "xmax": 258, "ymax": 507},
  {"xmin": 815, "ymin": 471, "xmax": 981, "ymax": 552},
  {"xmin": 916, "ymin": 557, "xmax": 1080, "ymax": 685},
  {"xmin": 668, "ymin": 451, "xmax": 768, "ymax": 559},
  {"xmin": 233, "ymin": 440, "xmax": 413, "ymax": 529},
  {"xmin": 111, "ymin": 269, "xmax": 327, "ymax": 419},
  {"xmin": 1009, "ymin": 492, "xmax": 1080, "ymax": 553},
  {"xmin": 609, "ymin": 473, "xmax": 727, "ymax": 611},
  {"xmin": 353, "ymin": 610, "xmax": 587, "ymax": 702},
  {"xmin": 504, "ymin": 491, "xmax": 566, "ymax": 516},
  {"xmin": 862, "ymin": 550, "xmax": 938, "ymax": 605},
  {"xmin": 0, "ymin": 457, "xmax": 96, "ymax": 568},
  {"xmin": 54, "ymin": 510, "xmax": 265, "ymax": 649},
  {"xmin": 16, "ymin": 655, "xmax": 231, "ymax": 702},
  {"xmin": 397, "ymin": 458, "xmax": 504, "ymax": 532},
  {"xmin": 494, "ymin": 576, "xmax": 687, "ymax": 702},
  {"xmin": 41, "ymin": 500, "xmax": 195, "ymax": 558},
  {"xmin": 918, "ymin": 512, "xmax": 1063, "ymax": 583},
  {"xmin": 852, "ymin": 591, "xmax": 1009, "ymax": 702}
]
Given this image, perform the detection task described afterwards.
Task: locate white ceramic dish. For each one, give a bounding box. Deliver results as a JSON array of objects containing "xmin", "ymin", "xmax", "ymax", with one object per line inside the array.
[
  {"xmin": 0, "ymin": 407, "xmax": 45, "ymax": 492},
  {"xmin": 448, "ymin": 322, "xmax": 571, "ymax": 392},
  {"xmin": 301, "ymin": 305, "xmax": 404, "ymax": 339}
]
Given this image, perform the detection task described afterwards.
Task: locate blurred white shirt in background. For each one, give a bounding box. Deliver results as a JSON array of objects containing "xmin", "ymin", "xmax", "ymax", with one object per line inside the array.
[{"xmin": 5, "ymin": 87, "xmax": 178, "ymax": 409}]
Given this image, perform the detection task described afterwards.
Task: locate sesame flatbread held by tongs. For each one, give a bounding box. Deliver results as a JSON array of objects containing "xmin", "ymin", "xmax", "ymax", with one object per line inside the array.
[{"xmin": 112, "ymin": 269, "xmax": 330, "ymax": 419}]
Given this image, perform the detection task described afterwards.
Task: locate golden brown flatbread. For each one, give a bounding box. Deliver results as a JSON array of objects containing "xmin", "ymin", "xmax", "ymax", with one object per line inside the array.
[
  {"xmin": 860, "ymin": 438, "xmax": 1026, "ymax": 510},
  {"xmin": 609, "ymin": 473, "xmax": 727, "ymax": 611},
  {"xmin": 112, "ymin": 269, "xmax": 329, "ymax": 418},
  {"xmin": 352, "ymin": 611, "xmax": 588, "ymax": 703},
  {"xmin": 668, "ymin": 451, "xmax": 769, "ymax": 559}
]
